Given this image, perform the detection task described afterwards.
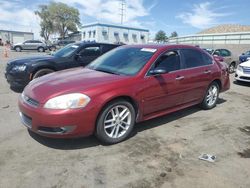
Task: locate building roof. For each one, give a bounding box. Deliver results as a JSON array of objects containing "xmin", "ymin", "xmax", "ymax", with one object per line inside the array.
[
  {"xmin": 0, "ymin": 29, "xmax": 33, "ymax": 35},
  {"xmin": 81, "ymin": 22, "xmax": 149, "ymax": 32},
  {"xmin": 198, "ymin": 24, "xmax": 250, "ymax": 34}
]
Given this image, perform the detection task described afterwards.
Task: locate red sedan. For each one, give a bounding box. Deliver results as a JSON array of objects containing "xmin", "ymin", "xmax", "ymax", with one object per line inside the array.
[{"xmin": 19, "ymin": 45, "xmax": 230, "ymax": 144}]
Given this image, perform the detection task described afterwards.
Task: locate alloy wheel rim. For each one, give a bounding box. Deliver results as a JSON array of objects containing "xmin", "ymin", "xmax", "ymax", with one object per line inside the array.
[
  {"xmin": 229, "ymin": 65, "xmax": 234, "ymax": 72},
  {"xmin": 104, "ymin": 105, "xmax": 131, "ymax": 139},
  {"xmin": 206, "ymin": 85, "xmax": 218, "ymax": 106}
]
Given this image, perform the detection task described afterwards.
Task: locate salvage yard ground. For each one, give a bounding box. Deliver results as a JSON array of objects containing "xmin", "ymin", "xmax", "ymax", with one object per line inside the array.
[{"xmin": 0, "ymin": 48, "xmax": 250, "ymax": 188}]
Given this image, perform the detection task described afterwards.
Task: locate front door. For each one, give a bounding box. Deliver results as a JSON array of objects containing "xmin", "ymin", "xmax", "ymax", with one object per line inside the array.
[{"xmin": 142, "ymin": 50, "xmax": 186, "ymax": 115}]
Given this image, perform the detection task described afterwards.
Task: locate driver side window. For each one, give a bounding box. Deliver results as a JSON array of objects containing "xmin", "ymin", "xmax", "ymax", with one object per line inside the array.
[
  {"xmin": 80, "ymin": 46, "xmax": 101, "ymax": 57},
  {"xmin": 154, "ymin": 50, "xmax": 181, "ymax": 72}
]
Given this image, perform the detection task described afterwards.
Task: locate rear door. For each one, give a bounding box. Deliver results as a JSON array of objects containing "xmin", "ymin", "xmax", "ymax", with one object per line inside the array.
[
  {"xmin": 179, "ymin": 48, "xmax": 213, "ymax": 104},
  {"xmin": 22, "ymin": 40, "xmax": 33, "ymax": 50}
]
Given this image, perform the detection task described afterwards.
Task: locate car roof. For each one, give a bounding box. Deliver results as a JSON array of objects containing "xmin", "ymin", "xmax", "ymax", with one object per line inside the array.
[
  {"xmin": 120, "ymin": 44, "xmax": 202, "ymax": 50},
  {"xmin": 75, "ymin": 42, "xmax": 121, "ymax": 47}
]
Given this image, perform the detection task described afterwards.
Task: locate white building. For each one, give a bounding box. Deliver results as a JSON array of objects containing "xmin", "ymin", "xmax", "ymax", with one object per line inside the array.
[
  {"xmin": 0, "ymin": 30, "xmax": 34, "ymax": 44},
  {"xmin": 81, "ymin": 23, "xmax": 149, "ymax": 44}
]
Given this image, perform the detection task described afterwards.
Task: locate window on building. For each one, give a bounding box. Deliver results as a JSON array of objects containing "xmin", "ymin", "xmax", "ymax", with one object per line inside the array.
[
  {"xmin": 83, "ymin": 32, "xmax": 86, "ymax": 39},
  {"xmin": 93, "ymin": 30, "xmax": 96, "ymax": 38},
  {"xmin": 88, "ymin": 31, "xmax": 91, "ymax": 38}
]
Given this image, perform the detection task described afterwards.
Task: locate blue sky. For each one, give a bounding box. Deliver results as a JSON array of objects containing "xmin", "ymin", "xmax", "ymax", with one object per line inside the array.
[{"xmin": 0, "ymin": 0, "xmax": 249, "ymax": 39}]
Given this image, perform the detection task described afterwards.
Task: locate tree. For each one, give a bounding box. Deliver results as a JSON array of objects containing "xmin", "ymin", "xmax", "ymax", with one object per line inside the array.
[
  {"xmin": 170, "ymin": 31, "xmax": 178, "ymax": 38},
  {"xmin": 155, "ymin": 30, "xmax": 167, "ymax": 43},
  {"xmin": 49, "ymin": 2, "xmax": 81, "ymax": 39},
  {"xmin": 35, "ymin": 5, "xmax": 54, "ymax": 41},
  {"xmin": 35, "ymin": 2, "xmax": 81, "ymax": 40}
]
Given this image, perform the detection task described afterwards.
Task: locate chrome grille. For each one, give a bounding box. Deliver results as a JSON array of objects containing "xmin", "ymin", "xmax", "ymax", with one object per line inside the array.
[
  {"xmin": 243, "ymin": 67, "xmax": 250, "ymax": 74},
  {"xmin": 22, "ymin": 93, "xmax": 39, "ymax": 107}
]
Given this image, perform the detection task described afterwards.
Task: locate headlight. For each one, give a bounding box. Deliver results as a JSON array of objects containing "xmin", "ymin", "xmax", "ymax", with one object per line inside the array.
[
  {"xmin": 44, "ymin": 93, "xmax": 91, "ymax": 109},
  {"xmin": 237, "ymin": 65, "xmax": 243, "ymax": 72},
  {"xmin": 12, "ymin": 65, "xmax": 26, "ymax": 71}
]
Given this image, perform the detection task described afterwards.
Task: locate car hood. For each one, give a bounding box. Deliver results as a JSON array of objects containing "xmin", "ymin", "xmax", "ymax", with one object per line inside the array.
[
  {"xmin": 24, "ymin": 68, "xmax": 129, "ymax": 103},
  {"xmin": 8, "ymin": 55, "xmax": 55, "ymax": 65},
  {"xmin": 240, "ymin": 60, "xmax": 250, "ymax": 67}
]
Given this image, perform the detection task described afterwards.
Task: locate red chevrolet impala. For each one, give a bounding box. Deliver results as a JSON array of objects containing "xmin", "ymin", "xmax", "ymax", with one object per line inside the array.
[{"xmin": 19, "ymin": 45, "xmax": 230, "ymax": 144}]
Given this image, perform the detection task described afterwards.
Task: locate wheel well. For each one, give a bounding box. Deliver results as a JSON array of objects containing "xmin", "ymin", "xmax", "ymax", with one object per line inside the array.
[
  {"xmin": 32, "ymin": 67, "xmax": 56, "ymax": 79},
  {"xmin": 105, "ymin": 96, "xmax": 139, "ymax": 115},
  {"xmin": 212, "ymin": 79, "xmax": 222, "ymax": 91},
  {"xmin": 14, "ymin": 46, "xmax": 22, "ymax": 49}
]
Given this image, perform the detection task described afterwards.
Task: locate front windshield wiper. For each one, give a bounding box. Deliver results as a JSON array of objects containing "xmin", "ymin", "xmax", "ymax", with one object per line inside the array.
[{"xmin": 94, "ymin": 68, "xmax": 121, "ymax": 75}]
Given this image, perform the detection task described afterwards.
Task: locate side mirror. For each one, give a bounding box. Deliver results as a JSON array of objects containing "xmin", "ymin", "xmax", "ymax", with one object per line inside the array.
[{"xmin": 149, "ymin": 67, "xmax": 167, "ymax": 76}]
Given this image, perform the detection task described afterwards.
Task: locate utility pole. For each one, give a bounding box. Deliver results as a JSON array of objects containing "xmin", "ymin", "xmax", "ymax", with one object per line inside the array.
[{"xmin": 120, "ymin": 0, "xmax": 126, "ymax": 25}]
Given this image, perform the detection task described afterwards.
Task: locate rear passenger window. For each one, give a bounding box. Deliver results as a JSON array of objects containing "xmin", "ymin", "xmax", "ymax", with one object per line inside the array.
[
  {"xmin": 181, "ymin": 49, "xmax": 203, "ymax": 68},
  {"xmin": 154, "ymin": 50, "xmax": 181, "ymax": 72},
  {"xmin": 202, "ymin": 53, "xmax": 213, "ymax": 65},
  {"xmin": 81, "ymin": 47, "xmax": 101, "ymax": 56}
]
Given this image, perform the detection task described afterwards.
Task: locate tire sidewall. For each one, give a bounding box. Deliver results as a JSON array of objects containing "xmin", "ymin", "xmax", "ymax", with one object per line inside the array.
[
  {"xmin": 15, "ymin": 46, "xmax": 21, "ymax": 52},
  {"xmin": 96, "ymin": 100, "xmax": 136, "ymax": 144},
  {"xmin": 38, "ymin": 47, "xmax": 44, "ymax": 52},
  {"xmin": 202, "ymin": 82, "xmax": 219, "ymax": 110},
  {"xmin": 33, "ymin": 69, "xmax": 54, "ymax": 79}
]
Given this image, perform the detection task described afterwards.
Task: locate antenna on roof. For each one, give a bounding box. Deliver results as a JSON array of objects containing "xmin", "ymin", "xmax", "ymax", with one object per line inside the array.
[{"xmin": 120, "ymin": 0, "xmax": 126, "ymax": 25}]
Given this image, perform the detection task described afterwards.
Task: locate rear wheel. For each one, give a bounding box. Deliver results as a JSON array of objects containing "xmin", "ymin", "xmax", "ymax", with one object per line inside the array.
[
  {"xmin": 33, "ymin": 68, "xmax": 54, "ymax": 79},
  {"xmin": 200, "ymin": 82, "xmax": 219, "ymax": 110},
  {"xmin": 15, "ymin": 46, "xmax": 22, "ymax": 52},
  {"xmin": 229, "ymin": 62, "xmax": 236, "ymax": 73},
  {"xmin": 95, "ymin": 100, "xmax": 135, "ymax": 144}
]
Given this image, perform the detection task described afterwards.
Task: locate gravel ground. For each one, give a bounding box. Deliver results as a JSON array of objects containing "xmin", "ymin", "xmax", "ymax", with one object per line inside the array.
[{"xmin": 0, "ymin": 48, "xmax": 250, "ymax": 188}]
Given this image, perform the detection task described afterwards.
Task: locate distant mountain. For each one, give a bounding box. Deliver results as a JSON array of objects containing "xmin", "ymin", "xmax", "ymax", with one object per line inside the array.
[{"xmin": 198, "ymin": 24, "xmax": 250, "ymax": 34}]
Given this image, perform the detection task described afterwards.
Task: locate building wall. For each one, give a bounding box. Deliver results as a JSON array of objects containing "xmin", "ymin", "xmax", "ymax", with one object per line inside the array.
[
  {"xmin": 81, "ymin": 23, "xmax": 149, "ymax": 44},
  {"xmin": 0, "ymin": 30, "xmax": 33, "ymax": 44}
]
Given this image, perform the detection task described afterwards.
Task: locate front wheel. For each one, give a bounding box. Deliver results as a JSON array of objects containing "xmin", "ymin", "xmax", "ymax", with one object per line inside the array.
[
  {"xmin": 95, "ymin": 100, "xmax": 136, "ymax": 144},
  {"xmin": 200, "ymin": 82, "xmax": 219, "ymax": 110},
  {"xmin": 38, "ymin": 47, "xmax": 45, "ymax": 52},
  {"xmin": 33, "ymin": 68, "xmax": 54, "ymax": 79}
]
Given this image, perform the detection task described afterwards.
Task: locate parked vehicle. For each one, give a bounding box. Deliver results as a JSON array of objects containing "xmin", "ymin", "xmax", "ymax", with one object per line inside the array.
[
  {"xmin": 12, "ymin": 40, "xmax": 48, "ymax": 52},
  {"xmin": 18, "ymin": 45, "xmax": 230, "ymax": 144},
  {"xmin": 203, "ymin": 48, "xmax": 224, "ymax": 62},
  {"xmin": 212, "ymin": 49, "xmax": 238, "ymax": 73},
  {"xmin": 239, "ymin": 51, "xmax": 250, "ymax": 63},
  {"xmin": 235, "ymin": 59, "xmax": 250, "ymax": 83},
  {"xmin": 5, "ymin": 42, "xmax": 120, "ymax": 89}
]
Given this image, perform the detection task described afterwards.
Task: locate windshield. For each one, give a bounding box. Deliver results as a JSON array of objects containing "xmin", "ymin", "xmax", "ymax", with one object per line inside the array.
[
  {"xmin": 53, "ymin": 43, "xmax": 80, "ymax": 58},
  {"xmin": 87, "ymin": 47, "xmax": 156, "ymax": 76}
]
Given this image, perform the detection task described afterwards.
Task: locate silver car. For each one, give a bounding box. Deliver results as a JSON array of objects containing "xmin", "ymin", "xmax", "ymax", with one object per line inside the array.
[{"xmin": 12, "ymin": 40, "xmax": 47, "ymax": 52}]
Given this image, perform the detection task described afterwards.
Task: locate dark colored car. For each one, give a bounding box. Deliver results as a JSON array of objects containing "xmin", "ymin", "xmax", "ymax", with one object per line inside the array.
[
  {"xmin": 19, "ymin": 45, "xmax": 230, "ymax": 144},
  {"xmin": 5, "ymin": 42, "xmax": 120, "ymax": 89},
  {"xmin": 239, "ymin": 51, "xmax": 250, "ymax": 63}
]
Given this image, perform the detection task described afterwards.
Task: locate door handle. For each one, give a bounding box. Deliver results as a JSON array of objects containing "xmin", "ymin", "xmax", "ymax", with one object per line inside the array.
[
  {"xmin": 176, "ymin": 76, "xmax": 184, "ymax": 80},
  {"xmin": 204, "ymin": 70, "xmax": 211, "ymax": 74}
]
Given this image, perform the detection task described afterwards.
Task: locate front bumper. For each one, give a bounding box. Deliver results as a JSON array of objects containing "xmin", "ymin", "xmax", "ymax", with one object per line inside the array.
[
  {"xmin": 18, "ymin": 95, "xmax": 98, "ymax": 138},
  {"xmin": 235, "ymin": 70, "xmax": 250, "ymax": 82},
  {"xmin": 5, "ymin": 71, "xmax": 30, "ymax": 88}
]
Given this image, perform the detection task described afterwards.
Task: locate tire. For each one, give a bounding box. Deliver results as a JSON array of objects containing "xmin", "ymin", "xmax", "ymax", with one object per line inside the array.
[
  {"xmin": 15, "ymin": 46, "xmax": 22, "ymax": 52},
  {"xmin": 200, "ymin": 82, "xmax": 219, "ymax": 110},
  {"xmin": 228, "ymin": 62, "xmax": 236, "ymax": 73},
  {"xmin": 33, "ymin": 68, "xmax": 54, "ymax": 79},
  {"xmin": 95, "ymin": 100, "xmax": 136, "ymax": 144},
  {"xmin": 38, "ymin": 47, "xmax": 45, "ymax": 52}
]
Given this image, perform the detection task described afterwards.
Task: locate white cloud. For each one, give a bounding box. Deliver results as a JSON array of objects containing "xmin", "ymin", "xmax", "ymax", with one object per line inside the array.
[
  {"xmin": 177, "ymin": 2, "xmax": 229, "ymax": 29},
  {"xmin": 0, "ymin": 0, "xmax": 41, "ymax": 39},
  {"xmin": 57, "ymin": 0, "xmax": 156, "ymax": 28}
]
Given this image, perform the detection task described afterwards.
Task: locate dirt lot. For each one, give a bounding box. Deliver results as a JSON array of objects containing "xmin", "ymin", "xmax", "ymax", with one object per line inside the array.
[{"xmin": 0, "ymin": 48, "xmax": 250, "ymax": 188}]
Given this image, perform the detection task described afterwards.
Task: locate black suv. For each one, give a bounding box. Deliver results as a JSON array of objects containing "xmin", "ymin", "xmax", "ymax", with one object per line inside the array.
[{"xmin": 5, "ymin": 42, "xmax": 120, "ymax": 89}]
